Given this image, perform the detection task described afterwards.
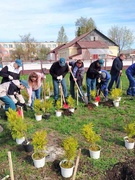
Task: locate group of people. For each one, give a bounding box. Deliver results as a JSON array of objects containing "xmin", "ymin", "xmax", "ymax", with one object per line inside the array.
[
  {"xmin": 1, "ymin": 53, "xmax": 135, "ymax": 119},
  {"xmin": 0, "ymin": 59, "xmax": 45, "ymax": 118}
]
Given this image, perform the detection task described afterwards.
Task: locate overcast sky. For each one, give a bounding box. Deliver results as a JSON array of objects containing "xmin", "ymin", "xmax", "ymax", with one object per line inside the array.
[{"xmin": 0, "ymin": 0, "xmax": 135, "ymax": 48}]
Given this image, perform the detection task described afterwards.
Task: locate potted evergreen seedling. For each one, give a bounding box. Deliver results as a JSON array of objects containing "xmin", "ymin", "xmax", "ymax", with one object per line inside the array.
[
  {"xmin": 59, "ymin": 136, "xmax": 78, "ymax": 178},
  {"xmin": 111, "ymin": 88, "xmax": 122, "ymax": 107},
  {"xmin": 42, "ymin": 99, "xmax": 53, "ymax": 119},
  {"xmin": 33, "ymin": 99, "xmax": 43, "ymax": 121},
  {"xmin": 6, "ymin": 108, "xmax": 27, "ymax": 145},
  {"xmin": 67, "ymin": 95, "xmax": 75, "ymax": 113},
  {"xmin": 81, "ymin": 122, "xmax": 101, "ymax": 159},
  {"xmin": 31, "ymin": 130, "xmax": 47, "ymax": 168},
  {"xmin": 124, "ymin": 122, "xmax": 135, "ymax": 149},
  {"xmin": 55, "ymin": 100, "xmax": 62, "ymax": 117}
]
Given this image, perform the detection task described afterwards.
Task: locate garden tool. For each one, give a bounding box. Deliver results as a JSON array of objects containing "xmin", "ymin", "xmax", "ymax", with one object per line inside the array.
[
  {"xmin": 58, "ymin": 80, "xmax": 69, "ymax": 109},
  {"xmin": 67, "ymin": 64, "xmax": 88, "ymax": 104},
  {"xmin": 42, "ymin": 68, "xmax": 47, "ymax": 100}
]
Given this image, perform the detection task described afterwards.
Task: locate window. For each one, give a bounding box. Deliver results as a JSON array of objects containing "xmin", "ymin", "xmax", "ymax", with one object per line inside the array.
[
  {"xmin": 3, "ymin": 44, "xmax": 8, "ymax": 48},
  {"xmin": 9, "ymin": 44, "xmax": 13, "ymax": 48}
]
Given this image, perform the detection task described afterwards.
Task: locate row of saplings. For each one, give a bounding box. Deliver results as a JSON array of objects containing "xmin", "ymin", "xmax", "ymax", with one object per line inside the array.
[
  {"xmin": 33, "ymin": 87, "xmax": 123, "ymax": 121},
  {"xmin": 6, "ymin": 108, "xmax": 135, "ymax": 178},
  {"xmin": 33, "ymin": 95, "xmax": 76, "ymax": 121}
]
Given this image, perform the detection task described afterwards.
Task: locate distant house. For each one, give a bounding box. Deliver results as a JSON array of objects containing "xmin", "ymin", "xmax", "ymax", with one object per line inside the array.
[
  {"xmin": 121, "ymin": 49, "xmax": 135, "ymax": 58},
  {"xmin": 48, "ymin": 28, "xmax": 119, "ymax": 61}
]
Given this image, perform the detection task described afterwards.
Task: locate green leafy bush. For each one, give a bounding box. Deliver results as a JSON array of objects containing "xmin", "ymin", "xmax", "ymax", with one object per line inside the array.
[
  {"xmin": 32, "ymin": 130, "xmax": 47, "ymax": 159},
  {"xmin": 61, "ymin": 136, "xmax": 78, "ymax": 168},
  {"xmin": 111, "ymin": 88, "xmax": 122, "ymax": 100},
  {"xmin": 81, "ymin": 123, "xmax": 101, "ymax": 151},
  {"xmin": 33, "ymin": 99, "xmax": 43, "ymax": 115},
  {"xmin": 124, "ymin": 122, "xmax": 135, "ymax": 142},
  {"xmin": 42, "ymin": 99, "xmax": 53, "ymax": 113},
  {"xmin": 56, "ymin": 100, "xmax": 61, "ymax": 110},
  {"xmin": 67, "ymin": 95, "xmax": 75, "ymax": 108},
  {"xmin": 6, "ymin": 108, "xmax": 27, "ymax": 139}
]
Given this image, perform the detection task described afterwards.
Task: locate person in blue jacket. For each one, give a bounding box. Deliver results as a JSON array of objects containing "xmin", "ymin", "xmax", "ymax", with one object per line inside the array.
[
  {"xmin": 126, "ymin": 63, "xmax": 135, "ymax": 96},
  {"xmin": 97, "ymin": 70, "xmax": 110, "ymax": 101}
]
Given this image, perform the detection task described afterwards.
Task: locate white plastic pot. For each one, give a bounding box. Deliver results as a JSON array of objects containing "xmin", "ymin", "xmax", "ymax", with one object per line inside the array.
[
  {"xmin": 56, "ymin": 110, "xmax": 62, "ymax": 117},
  {"xmin": 59, "ymin": 160, "xmax": 74, "ymax": 178},
  {"xmin": 124, "ymin": 136, "xmax": 135, "ymax": 150},
  {"xmin": 69, "ymin": 108, "xmax": 75, "ymax": 113},
  {"xmin": 32, "ymin": 153, "xmax": 45, "ymax": 168},
  {"xmin": 113, "ymin": 100, "xmax": 120, "ymax": 107},
  {"xmin": 92, "ymin": 101, "xmax": 99, "ymax": 107},
  {"xmin": 16, "ymin": 137, "xmax": 25, "ymax": 145},
  {"xmin": 35, "ymin": 114, "xmax": 42, "ymax": 121},
  {"xmin": 89, "ymin": 145, "xmax": 101, "ymax": 159}
]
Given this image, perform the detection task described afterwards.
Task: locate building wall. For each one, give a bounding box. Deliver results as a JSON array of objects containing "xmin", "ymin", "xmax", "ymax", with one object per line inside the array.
[{"xmin": 0, "ymin": 42, "xmax": 58, "ymax": 60}]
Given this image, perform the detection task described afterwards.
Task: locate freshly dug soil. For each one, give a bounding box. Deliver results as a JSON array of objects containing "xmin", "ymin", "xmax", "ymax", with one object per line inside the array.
[
  {"xmin": 99, "ymin": 99, "xmax": 114, "ymax": 108},
  {"xmin": 84, "ymin": 102, "xmax": 96, "ymax": 110},
  {"xmin": 62, "ymin": 109, "xmax": 73, "ymax": 116},
  {"xmin": 105, "ymin": 159, "xmax": 135, "ymax": 180}
]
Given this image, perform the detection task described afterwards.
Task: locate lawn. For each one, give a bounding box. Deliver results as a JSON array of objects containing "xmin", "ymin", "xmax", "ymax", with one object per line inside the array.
[{"xmin": 0, "ymin": 71, "xmax": 135, "ymax": 180}]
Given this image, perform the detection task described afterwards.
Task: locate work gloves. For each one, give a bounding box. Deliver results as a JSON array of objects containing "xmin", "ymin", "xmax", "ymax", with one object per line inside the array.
[
  {"xmin": 8, "ymin": 75, "xmax": 13, "ymax": 80},
  {"xmin": 16, "ymin": 102, "xmax": 27, "ymax": 111},
  {"xmin": 57, "ymin": 75, "xmax": 63, "ymax": 81}
]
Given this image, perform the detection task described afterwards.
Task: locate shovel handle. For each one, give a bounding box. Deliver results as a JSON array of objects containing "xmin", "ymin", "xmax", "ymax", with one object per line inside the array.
[{"xmin": 72, "ymin": 148, "xmax": 81, "ymax": 180}]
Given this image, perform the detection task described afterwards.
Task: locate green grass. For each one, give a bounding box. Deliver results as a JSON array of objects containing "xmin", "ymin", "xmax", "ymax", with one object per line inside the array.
[{"xmin": 0, "ymin": 70, "xmax": 135, "ymax": 179}]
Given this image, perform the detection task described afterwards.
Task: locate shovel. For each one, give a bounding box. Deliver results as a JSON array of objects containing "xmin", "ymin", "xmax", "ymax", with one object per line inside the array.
[
  {"xmin": 67, "ymin": 64, "xmax": 88, "ymax": 104},
  {"xmin": 58, "ymin": 80, "xmax": 69, "ymax": 109}
]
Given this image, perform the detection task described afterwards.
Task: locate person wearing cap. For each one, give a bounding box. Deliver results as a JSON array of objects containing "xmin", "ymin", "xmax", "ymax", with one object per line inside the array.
[
  {"xmin": 96, "ymin": 70, "xmax": 110, "ymax": 101},
  {"xmin": 125, "ymin": 63, "xmax": 135, "ymax": 96},
  {"xmin": 0, "ymin": 59, "xmax": 22, "ymax": 84},
  {"xmin": 86, "ymin": 59, "xmax": 104, "ymax": 102},
  {"xmin": 68, "ymin": 59, "xmax": 85, "ymax": 99},
  {"xmin": 50, "ymin": 58, "xmax": 68, "ymax": 105},
  {"xmin": 108, "ymin": 54, "xmax": 125, "ymax": 91},
  {"xmin": 27, "ymin": 72, "xmax": 45, "ymax": 108},
  {"xmin": 0, "ymin": 79, "xmax": 29, "ymax": 114}
]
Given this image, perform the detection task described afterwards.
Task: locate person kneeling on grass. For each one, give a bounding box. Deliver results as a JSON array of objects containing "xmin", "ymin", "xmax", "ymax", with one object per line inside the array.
[{"xmin": 0, "ymin": 80, "xmax": 29, "ymax": 118}]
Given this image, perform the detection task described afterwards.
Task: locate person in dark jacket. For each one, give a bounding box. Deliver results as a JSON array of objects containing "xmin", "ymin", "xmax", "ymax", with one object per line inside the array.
[
  {"xmin": 96, "ymin": 70, "xmax": 110, "ymax": 101},
  {"xmin": 126, "ymin": 63, "xmax": 135, "ymax": 96},
  {"xmin": 108, "ymin": 54, "xmax": 125, "ymax": 91},
  {"xmin": 0, "ymin": 59, "xmax": 22, "ymax": 84},
  {"xmin": 0, "ymin": 80, "xmax": 29, "ymax": 112},
  {"xmin": 86, "ymin": 59, "xmax": 104, "ymax": 102},
  {"xmin": 69, "ymin": 59, "xmax": 85, "ymax": 99},
  {"xmin": 49, "ymin": 58, "xmax": 68, "ymax": 104}
]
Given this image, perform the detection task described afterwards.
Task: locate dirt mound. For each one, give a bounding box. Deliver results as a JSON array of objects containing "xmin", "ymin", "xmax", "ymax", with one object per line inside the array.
[{"xmin": 105, "ymin": 159, "xmax": 135, "ymax": 180}]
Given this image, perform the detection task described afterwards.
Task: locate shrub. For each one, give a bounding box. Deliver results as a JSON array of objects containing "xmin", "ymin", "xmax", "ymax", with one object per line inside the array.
[
  {"xmin": 62, "ymin": 136, "xmax": 78, "ymax": 168},
  {"xmin": 111, "ymin": 88, "xmax": 122, "ymax": 100},
  {"xmin": 33, "ymin": 99, "xmax": 43, "ymax": 115},
  {"xmin": 32, "ymin": 130, "xmax": 47, "ymax": 159},
  {"xmin": 6, "ymin": 108, "xmax": 27, "ymax": 139},
  {"xmin": 81, "ymin": 122, "xmax": 101, "ymax": 151}
]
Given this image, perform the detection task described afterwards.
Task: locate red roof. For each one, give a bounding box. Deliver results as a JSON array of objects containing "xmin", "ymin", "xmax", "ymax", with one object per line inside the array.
[{"xmin": 77, "ymin": 41, "xmax": 108, "ymax": 49}]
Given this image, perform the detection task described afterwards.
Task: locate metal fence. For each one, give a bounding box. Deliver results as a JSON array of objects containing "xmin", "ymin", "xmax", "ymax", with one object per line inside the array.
[{"xmin": 1, "ymin": 57, "xmax": 135, "ymax": 75}]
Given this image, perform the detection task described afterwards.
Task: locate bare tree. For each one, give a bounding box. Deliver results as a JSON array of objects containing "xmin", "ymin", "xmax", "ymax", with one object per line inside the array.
[
  {"xmin": 10, "ymin": 44, "xmax": 24, "ymax": 60},
  {"xmin": 36, "ymin": 46, "xmax": 50, "ymax": 60},
  {"xmin": 57, "ymin": 26, "xmax": 68, "ymax": 45},
  {"xmin": 20, "ymin": 33, "xmax": 37, "ymax": 60},
  {"xmin": 108, "ymin": 26, "xmax": 135, "ymax": 52},
  {"xmin": 75, "ymin": 17, "xmax": 96, "ymax": 36}
]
